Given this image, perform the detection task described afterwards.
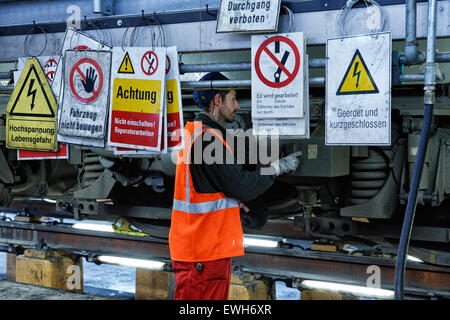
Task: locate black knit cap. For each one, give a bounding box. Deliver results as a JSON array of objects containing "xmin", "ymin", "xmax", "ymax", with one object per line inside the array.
[{"xmin": 193, "ymin": 72, "xmax": 229, "ymax": 109}]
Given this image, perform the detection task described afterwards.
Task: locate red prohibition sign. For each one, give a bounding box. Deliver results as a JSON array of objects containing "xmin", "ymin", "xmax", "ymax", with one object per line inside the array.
[
  {"xmin": 141, "ymin": 51, "xmax": 159, "ymax": 76},
  {"xmin": 254, "ymin": 36, "xmax": 301, "ymax": 88},
  {"xmin": 73, "ymin": 45, "xmax": 90, "ymax": 50},
  {"xmin": 44, "ymin": 58, "xmax": 58, "ymax": 69},
  {"xmin": 45, "ymin": 71, "xmax": 55, "ymax": 82},
  {"xmin": 69, "ymin": 58, "xmax": 104, "ymax": 104},
  {"xmin": 166, "ymin": 55, "xmax": 171, "ymax": 75}
]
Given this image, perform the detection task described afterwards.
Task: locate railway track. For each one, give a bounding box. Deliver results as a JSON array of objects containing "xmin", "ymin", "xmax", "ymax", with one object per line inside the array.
[{"xmin": 0, "ymin": 218, "xmax": 449, "ymax": 299}]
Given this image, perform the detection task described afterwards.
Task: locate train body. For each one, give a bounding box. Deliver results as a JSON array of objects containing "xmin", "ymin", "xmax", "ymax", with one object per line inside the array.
[{"xmin": 0, "ymin": 0, "xmax": 449, "ymax": 263}]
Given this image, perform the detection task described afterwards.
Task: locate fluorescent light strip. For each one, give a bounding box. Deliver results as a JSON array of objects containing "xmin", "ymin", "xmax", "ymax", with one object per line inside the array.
[
  {"xmin": 407, "ymin": 255, "xmax": 424, "ymax": 263},
  {"xmin": 72, "ymin": 221, "xmax": 114, "ymax": 233},
  {"xmin": 97, "ymin": 255, "xmax": 165, "ymax": 270},
  {"xmin": 301, "ymin": 280, "xmax": 394, "ymax": 299},
  {"xmin": 243, "ymin": 237, "xmax": 278, "ymax": 248}
]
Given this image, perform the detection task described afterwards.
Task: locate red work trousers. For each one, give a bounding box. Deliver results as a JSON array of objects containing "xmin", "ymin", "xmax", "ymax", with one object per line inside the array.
[{"xmin": 172, "ymin": 258, "xmax": 232, "ymax": 300}]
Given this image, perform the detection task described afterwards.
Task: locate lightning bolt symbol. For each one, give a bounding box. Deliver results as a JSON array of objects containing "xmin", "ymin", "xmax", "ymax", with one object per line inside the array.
[
  {"xmin": 27, "ymin": 78, "xmax": 37, "ymax": 111},
  {"xmin": 352, "ymin": 61, "xmax": 361, "ymax": 88}
]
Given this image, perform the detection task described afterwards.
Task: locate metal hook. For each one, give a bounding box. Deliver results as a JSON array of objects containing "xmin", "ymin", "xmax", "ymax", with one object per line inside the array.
[{"xmin": 82, "ymin": 16, "xmax": 103, "ymax": 51}]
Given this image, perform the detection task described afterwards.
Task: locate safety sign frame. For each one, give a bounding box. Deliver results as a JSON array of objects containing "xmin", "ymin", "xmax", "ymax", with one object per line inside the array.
[{"xmin": 325, "ymin": 32, "xmax": 391, "ymax": 146}]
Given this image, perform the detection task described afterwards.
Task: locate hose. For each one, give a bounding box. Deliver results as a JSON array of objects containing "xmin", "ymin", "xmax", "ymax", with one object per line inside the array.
[{"xmin": 394, "ymin": 104, "xmax": 433, "ymax": 299}]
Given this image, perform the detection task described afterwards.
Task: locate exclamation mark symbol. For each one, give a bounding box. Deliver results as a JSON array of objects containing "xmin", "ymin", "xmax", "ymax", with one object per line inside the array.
[{"xmin": 125, "ymin": 56, "xmax": 128, "ymax": 71}]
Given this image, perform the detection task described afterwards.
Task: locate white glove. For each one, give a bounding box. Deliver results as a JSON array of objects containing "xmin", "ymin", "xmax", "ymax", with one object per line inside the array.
[{"xmin": 270, "ymin": 151, "xmax": 302, "ymax": 176}]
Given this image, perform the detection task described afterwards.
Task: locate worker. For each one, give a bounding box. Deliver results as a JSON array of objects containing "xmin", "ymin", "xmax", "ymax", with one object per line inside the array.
[{"xmin": 168, "ymin": 72, "xmax": 301, "ymax": 300}]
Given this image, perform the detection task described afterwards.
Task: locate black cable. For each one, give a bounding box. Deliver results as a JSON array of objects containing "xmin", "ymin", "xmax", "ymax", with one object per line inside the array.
[{"xmin": 394, "ymin": 103, "xmax": 434, "ymax": 300}]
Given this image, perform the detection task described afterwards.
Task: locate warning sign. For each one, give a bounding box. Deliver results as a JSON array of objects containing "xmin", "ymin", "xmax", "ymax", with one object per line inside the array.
[
  {"xmin": 251, "ymin": 32, "xmax": 306, "ymax": 119},
  {"xmin": 216, "ymin": 0, "xmax": 281, "ymax": 33},
  {"xmin": 52, "ymin": 28, "xmax": 111, "ymax": 111},
  {"xmin": 18, "ymin": 143, "xmax": 68, "ymax": 160},
  {"xmin": 108, "ymin": 47, "xmax": 166, "ymax": 151},
  {"xmin": 44, "ymin": 58, "xmax": 58, "ymax": 82},
  {"xmin": 16, "ymin": 56, "xmax": 59, "ymax": 87},
  {"xmin": 326, "ymin": 32, "xmax": 391, "ymax": 146},
  {"xmin": 336, "ymin": 49, "xmax": 379, "ymax": 95},
  {"xmin": 6, "ymin": 58, "xmax": 58, "ymax": 151},
  {"xmin": 118, "ymin": 51, "xmax": 135, "ymax": 74},
  {"xmin": 59, "ymin": 50, "xmax": 112, "ymax": 140},
  {"xmin": 54, "ymin": 29, "xmax": 112, "ymax": 148},
  {"xmin": 165, "ymin": 46, "xmax": 184, "ymax": 150}
]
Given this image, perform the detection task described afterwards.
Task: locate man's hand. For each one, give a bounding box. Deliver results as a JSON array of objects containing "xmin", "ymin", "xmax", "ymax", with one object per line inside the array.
[
  {"xmin": 270, "ymin": 151, "xmax": 302, "ymax": 176},
  {"xmin": 239, "ymin": 202, "xmax": 250, "ymax": 213},
  {"xmin": 81, "ymin": 67, "xmax": 97, "ymax": 93}
]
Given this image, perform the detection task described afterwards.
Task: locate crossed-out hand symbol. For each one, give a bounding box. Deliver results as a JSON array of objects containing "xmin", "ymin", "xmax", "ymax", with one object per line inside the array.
[{"xmin": 81, "ymin": 67, "xmax": 97, "ymax": 93}]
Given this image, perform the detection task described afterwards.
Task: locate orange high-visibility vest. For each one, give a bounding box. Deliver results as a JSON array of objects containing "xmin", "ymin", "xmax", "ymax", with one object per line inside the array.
[{"xmin": 169, "ymin": 121, "xmax": 244, "ymax": 262}]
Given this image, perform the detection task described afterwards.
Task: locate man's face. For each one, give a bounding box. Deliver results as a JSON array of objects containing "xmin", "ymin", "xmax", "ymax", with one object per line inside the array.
[{"xmin": 219, "ymin": 90, "xmax": 240, "ymax": 122}]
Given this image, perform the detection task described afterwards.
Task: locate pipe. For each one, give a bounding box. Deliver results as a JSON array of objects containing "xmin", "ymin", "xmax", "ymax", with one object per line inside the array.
[
  {"xmin": 436, "ymin": 52, "xmax": 450, "ymax": 63},
  {"xmin": 179, "ymin": 59, "xmax": 326, "ymax": 74},
  {"xmin": 0, "ymin": 86, "xmax": 13, "ymax": 94},
  {"xmin": 181, "ymin": 77, "xmax": 325, "ymax": 89},
  {"xmin": 181, "ymin": 80, "xmax": 251, "ymax": 89},
  {"xmin": 394, "ymin": 0, "xmax": 437, "ymax": 300},
  {"xmin": 180, "ymin": 62, "xmax": 251, "ymax": 74},
  {"xmin": 399, "ymin": 74, "xmax": 425, "ymax": 82},
  {"xmin": 402, "ymin": 0, "xmax": 424, "ymax": 65},
  {"xmin": 0, "ymin": 72, "xmax": 11, "ymax": 80}
]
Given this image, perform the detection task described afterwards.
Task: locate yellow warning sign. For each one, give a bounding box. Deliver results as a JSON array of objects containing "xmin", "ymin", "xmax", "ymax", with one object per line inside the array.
[
  {"xmin": 166, "ymin": 79, "xmax": 180, "ymax": 114},
  {"xmin": 117, "ymin": 51, "xmax": 135, "ymax": 74},
  {"xmin": 6, "ymin": 58, "xmax": 58, "ymax": 151},
  {"xmin": 336, "ymin": 49, "xmax": 379, "ymax": 95}
]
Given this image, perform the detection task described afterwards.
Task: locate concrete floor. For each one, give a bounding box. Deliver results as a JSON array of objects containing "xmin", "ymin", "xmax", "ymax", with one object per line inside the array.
[{"xmin": 0, "ymin": 281, "xmax": 115, "ymax": 300}]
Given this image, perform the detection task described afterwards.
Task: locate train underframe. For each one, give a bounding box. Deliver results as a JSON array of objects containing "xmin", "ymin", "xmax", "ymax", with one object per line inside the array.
[{"xmin": 0, "ymin": 84, "xmax": 449, "ymax": 266}]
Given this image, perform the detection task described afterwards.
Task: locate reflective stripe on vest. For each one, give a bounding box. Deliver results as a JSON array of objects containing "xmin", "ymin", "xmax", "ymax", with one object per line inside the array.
[{"xmin": 172, "ymin": 197, "xmax": 238, "ymax": 214}]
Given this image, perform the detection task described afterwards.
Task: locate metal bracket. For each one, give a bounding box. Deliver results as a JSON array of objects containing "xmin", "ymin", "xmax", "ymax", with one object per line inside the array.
[{"xmin": 205, "ymin": 4, "xmax": 217, "ymax": 18}]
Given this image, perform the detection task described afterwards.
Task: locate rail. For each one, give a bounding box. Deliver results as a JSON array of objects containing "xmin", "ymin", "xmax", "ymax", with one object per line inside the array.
[{"xmin": 0, "ymin": 220, "xmax": 449, "ymax": 298}]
